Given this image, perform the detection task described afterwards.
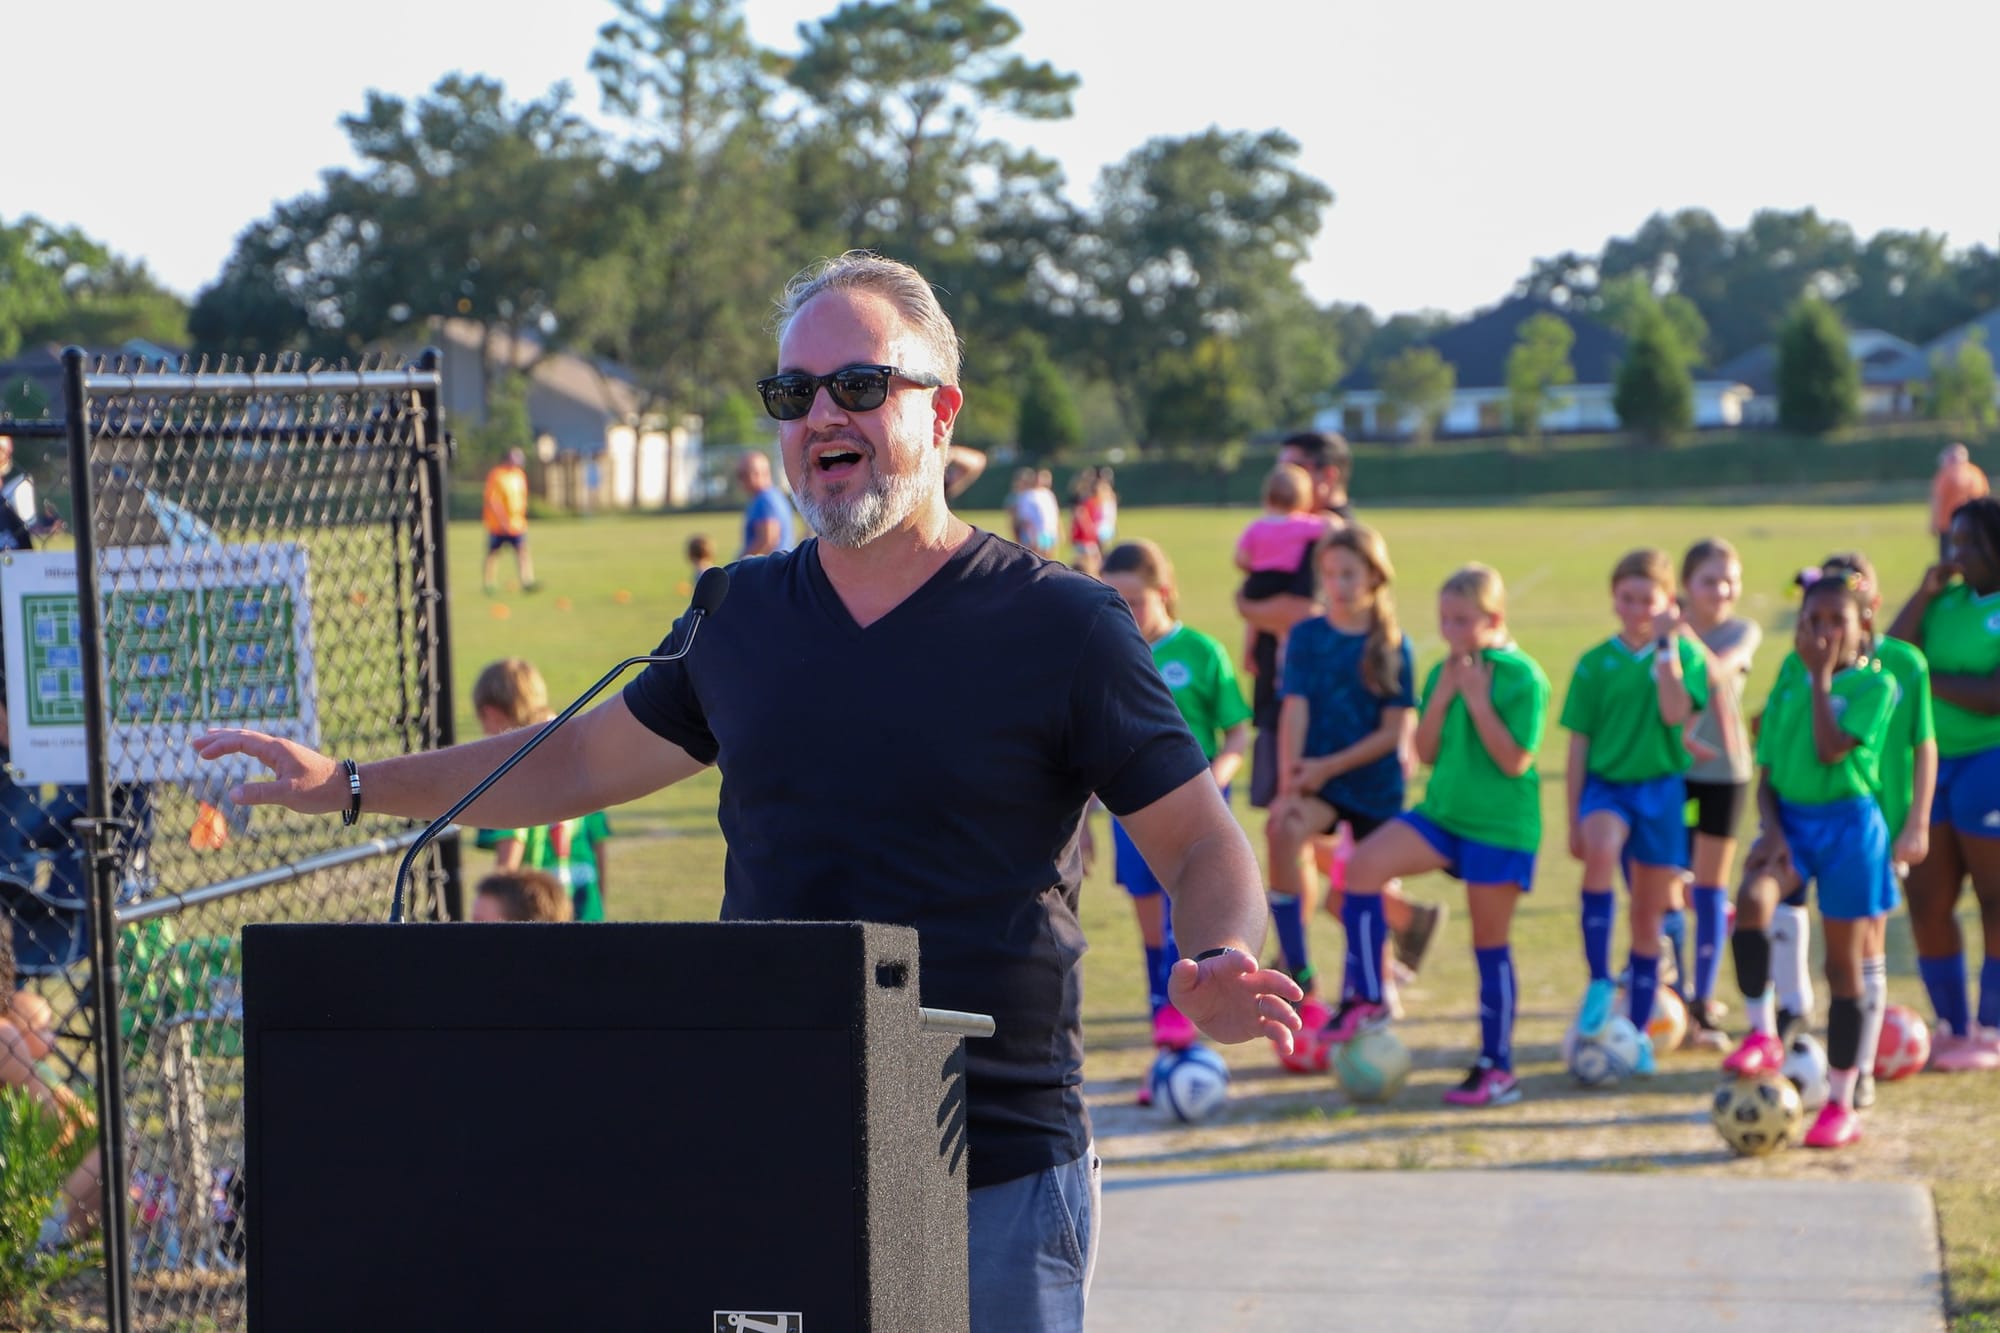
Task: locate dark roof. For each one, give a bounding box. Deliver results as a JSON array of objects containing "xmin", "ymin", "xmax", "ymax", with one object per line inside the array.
[
  {"xmin": 1340, "ymin": 296, "xmax": 1629, "ymax": 392},
  {"xmin": 1715, "ymin": 330, "xmax": 1928, "ymax": 396},
  {"xmin": 1713, "ymin": 345, "xmax": 1777, "ymax": 396}
]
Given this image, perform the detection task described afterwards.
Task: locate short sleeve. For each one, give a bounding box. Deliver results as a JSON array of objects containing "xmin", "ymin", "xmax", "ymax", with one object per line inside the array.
[
  {"xmin": 1841, "ymin": 673, "xmax": 1894, "ymax": 752},
  {"xmin": 1206, "ymin": 639, "xmax": 1253, "ymax": 732},
  {"xmin": 1735, "ymin": 618, "xmax": 1763, "ymax": 668},
  {"xmin": 1068, "ymin": 601, "xmax": 1208, "ymax": 816},
  {"xmin": 1908, "ymin": 649, "xmax": 1936, "ymax": 745},
  {"xmin": 1234, "ymin": 525, "xmax": 1256, "ymax": 563},
  {"xmin": 1678, "ymin": 637, "xmax": 1711, "ymax": 712},
  {"xmin": 1499, "ymin": 658, "xmax": 1550, "ymax": 752},
  {"xmin": 1561, "ymin": 657, "xmax": 1598, "ymax": 735},
  {"xmin": 1280, "ymin": 622, "xmax": 1317, "ymax": 700},
  {"xmin": 619, "ymin": 610, "xmax": 719, "ymax": 764},
  {"xmin": 1392, "ymin": 637, "xmax": 1417, "ymax": 709}
]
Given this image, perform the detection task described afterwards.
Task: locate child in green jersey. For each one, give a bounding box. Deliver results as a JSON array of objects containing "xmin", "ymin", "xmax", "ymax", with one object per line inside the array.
[
  {"xmin": 1562, "ymin": 549, "xmax": 1710, "ymax": 1072},
  {"xmin": 1887, "ymin": 496, "xmax": 2000, "ymax": 1069},
  {"xmin": 1101, "ymin": 541, "xmax": 1253, "ymax": 1068},
  {"xmin": 1345, "ymin": 564, "xmax": 1549, "ymax": 1106},
  {"xmin": 1723, "ymin": 571, "xmax": 1897, "ymax": 1149},
  {"xmin": 1821, "ymin": 551, "xmax": 1936, "ymax": 1101},
  {"xmin": 470, "ymin": 659, "xmax": 615, "ymax": 922}
]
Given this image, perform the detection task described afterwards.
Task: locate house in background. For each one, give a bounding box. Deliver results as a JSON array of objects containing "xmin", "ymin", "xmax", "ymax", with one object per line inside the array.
[
  {"xmin": 420, "ymin": 317, "xmax": 702, "ymax": 510},
  {"xmin": 1715, "ymin": 329, "xmax": 1931, "ymax": 425},
  {"xmin": 1318, "ymin": 297, "xmax": 1751, "ymax": 441},
  {"xmin": 1925, "ymin": 308, "xmax": 2000, "ymax": 406}
]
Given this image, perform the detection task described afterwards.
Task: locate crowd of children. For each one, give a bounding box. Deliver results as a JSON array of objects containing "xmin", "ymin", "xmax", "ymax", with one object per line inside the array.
[{"xmin": 1089, "ymin": 463, "xmax": 2000, "ymax": 1152}]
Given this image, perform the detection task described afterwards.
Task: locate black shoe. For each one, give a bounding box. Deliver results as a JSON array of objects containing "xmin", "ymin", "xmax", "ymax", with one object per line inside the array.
[
  {"xmin": 1391, "ymin": 901, "xmax": 1445, "ymax": 975},
  {"xmin": 1777, "ymin": 1008, "xmax": 1806, "ymax": 1045}
]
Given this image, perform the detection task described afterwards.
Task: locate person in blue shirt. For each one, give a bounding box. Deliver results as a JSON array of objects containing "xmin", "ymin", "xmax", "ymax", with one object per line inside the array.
[{"xmin": 736, "ymin": 451, "xmax": 795, "ymax": 556}]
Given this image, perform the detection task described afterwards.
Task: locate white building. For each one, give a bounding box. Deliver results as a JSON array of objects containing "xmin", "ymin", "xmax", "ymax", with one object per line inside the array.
[{"xmin": 1315, "ymin": 297, "xmax": 1751, "ymax": 441}]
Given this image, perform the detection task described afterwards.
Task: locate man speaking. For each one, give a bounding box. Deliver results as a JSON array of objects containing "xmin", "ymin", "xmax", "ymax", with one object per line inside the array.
[{"xmin": 195, "ymin": 251, "xmax": 1298, "ymax": 1333}]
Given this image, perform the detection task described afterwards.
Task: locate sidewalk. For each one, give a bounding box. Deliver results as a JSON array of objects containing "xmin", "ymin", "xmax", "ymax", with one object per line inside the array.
[{"xmin": 1088, "ymin": 1169, "xmax": 1943, "ymax": 1332}]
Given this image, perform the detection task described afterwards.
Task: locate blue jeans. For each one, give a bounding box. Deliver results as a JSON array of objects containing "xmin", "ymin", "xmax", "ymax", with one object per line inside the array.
[{"xmin": 967, "ymin": 1146, "xmax": 1100, "ymax": 1333}]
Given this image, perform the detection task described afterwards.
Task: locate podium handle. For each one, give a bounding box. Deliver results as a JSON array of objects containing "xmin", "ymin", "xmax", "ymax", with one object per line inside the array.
[{"xmin": 918, "ymin": 1007, "xmax": 995, "ymax": 1039}]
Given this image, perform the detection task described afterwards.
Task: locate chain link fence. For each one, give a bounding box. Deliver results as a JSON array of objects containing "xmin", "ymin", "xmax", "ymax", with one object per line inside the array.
[{"xmin": 0, "ymin": 349, "xmax": 459, "ymax": 1330}]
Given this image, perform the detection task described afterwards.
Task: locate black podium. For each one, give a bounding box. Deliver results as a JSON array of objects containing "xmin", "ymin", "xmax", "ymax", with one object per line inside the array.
[{"xmin": 241, "ymin": 921, "xmax": 978, "ymax": 1332}]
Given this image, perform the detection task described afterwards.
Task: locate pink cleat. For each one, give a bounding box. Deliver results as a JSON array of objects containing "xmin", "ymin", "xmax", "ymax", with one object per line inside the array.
[
  {"xmin": 1152, "ymin": 1003, "xmax": 1199, "ymax": 1052},
  {"xmin": 1928, "ymin": 1028, "xmax": 2000, "ymax": 1073},
  {"xmin": 1443, "ymin": 1060, "xmax": 1521, "ymax": 1107},
  {"xmin": 1802, "ymin": 1101, "xmax": 1861, "ymax": 1149},
  {"xmin": 1276, "ymin": 997, "xmax": 1333, "ymax": 1073},
  {"xmin": 1721, "ymin": 1030, "xmax": 1784, "ymax": 1078},
  {"xmin": 1321, "ymin": 999, "xmax": 1391, "ymax": 1047}
]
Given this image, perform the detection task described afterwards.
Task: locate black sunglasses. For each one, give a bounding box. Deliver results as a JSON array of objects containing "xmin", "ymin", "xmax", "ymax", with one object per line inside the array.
[{"xmin": 756, "ymin": 363, "xmax": 945, "ymax": 421}]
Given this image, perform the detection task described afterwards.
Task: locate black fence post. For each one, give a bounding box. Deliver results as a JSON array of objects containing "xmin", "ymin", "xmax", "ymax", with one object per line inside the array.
[
  {"xmin": 63, "ymin": 346, "xmax": 133, "ymax": 1333},
  {"xmin": 415, "ymin": 348, "xmax": 462, "ymax": 921}
]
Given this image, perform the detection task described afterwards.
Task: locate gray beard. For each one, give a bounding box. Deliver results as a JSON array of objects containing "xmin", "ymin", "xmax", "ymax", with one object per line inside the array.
[{"xmin": 796, "ymin": 445, "xmax": 942, "ymax": 548}]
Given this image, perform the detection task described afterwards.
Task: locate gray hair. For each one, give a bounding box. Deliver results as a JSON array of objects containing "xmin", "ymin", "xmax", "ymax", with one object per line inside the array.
[{"xmin": 774, "ymin": 251, "xmax": 963, "ymax": 385}]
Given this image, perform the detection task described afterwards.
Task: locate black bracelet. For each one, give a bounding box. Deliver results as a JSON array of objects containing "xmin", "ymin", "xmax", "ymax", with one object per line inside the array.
[
  {"xmin": 1191, "ymin": 946, "xmax": 1245, "ymax": 963},
  {"xmin": 340, "ymin": 758, "xmax": 361, "ymax": 826}
]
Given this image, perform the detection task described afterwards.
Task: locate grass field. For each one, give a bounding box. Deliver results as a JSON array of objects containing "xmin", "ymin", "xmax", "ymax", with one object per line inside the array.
[{"xmin": 447, "ymin": 495, "xmax": 1998, "ymax": 1328}]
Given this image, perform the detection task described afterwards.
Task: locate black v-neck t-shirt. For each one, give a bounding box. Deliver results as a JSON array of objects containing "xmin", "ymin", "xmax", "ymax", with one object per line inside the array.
[{"xmin": 623, "ymin": 530, "xmax": 1208, "ymax": 1186}]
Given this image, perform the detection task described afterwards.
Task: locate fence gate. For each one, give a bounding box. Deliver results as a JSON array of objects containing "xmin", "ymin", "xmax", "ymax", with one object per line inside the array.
[{"xmin": 0, "ymin": 349, "xmax": 460, "ymax": 1330}]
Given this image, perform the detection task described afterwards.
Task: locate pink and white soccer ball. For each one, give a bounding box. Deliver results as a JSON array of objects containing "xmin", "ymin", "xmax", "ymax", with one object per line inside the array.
[{"xmin": 1874, "ymin": 1004, "xmax": 1930, "ymax": 1081}]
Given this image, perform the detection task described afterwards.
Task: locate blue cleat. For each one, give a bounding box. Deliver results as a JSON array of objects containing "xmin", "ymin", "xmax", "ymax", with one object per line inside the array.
[
  {"xmin": 1576, "ymin": 978, "xmax": 1616, "ymax": 1040},
  {"xmin": 1631, "ymin": 1030, "xmax": 1657, "ymax": 1077}
]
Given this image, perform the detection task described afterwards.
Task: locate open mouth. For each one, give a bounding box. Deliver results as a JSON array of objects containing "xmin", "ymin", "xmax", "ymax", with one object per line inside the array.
[{"xmin": 813, "ymin": 444, "xmax": 866, "ymax": 475}]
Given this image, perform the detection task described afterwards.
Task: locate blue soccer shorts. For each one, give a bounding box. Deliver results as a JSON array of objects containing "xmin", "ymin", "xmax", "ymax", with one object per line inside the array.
[
  {"xmin": 1776, "ymin": 795, "xmax": 1899, "ymax": 921},
  {"xmin": 1578, "ymin": 772, "xmax": 1688, "ymax": 870},
  {"xmin": 1933, "ymin": 745, "xmax": 2000, "ymax": 838},
  {"xmin": 1398, "ymin": 810, "xmax": 1536, "ymax": 891}
]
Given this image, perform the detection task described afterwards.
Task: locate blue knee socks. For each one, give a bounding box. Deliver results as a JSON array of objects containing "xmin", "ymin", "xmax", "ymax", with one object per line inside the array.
[
  {"xmin": 1628, "ymin": 953, "xmax": 1660, "ymax": 1031},
  {"xmin": 1692, "ymin": 885, "xmax": 1728, "ymax": 1001},
  {"xmin": 1581, "ymin": 889, "xmax": 1615, "ymax": 982},
  {"xmin": 1476, "ymin": 945, "xmax": 1515, "ymax": 1071},
  {"xmin": 1919, "ymin": 954, "xmax": 1972, "ymax": 1038},
  {"xmin": 1981, "ymin": 958, "xmax": 2000, "ymax": 1032},
  {"xmin": 1342, "ymin": 893, "xmax": 1387, "ymax": 1005},
  {"xmin": 1269, "ymin": 892, "xmax": 1309, "ymax": 981}
]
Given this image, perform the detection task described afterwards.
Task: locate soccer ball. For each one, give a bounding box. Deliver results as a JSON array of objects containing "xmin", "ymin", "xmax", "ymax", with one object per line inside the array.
[
  {"xmin": 1875, "ymin": 1004, "xmax": 1930, "ymax": 1082},
  {"xmin": 1149, "ymin": 1045, "xmax": 1231, "ymax": 1123},
  {"xmin": 1564, "ymin": 1015, "xmax": 1644, "ymax": 1088},
  {"xmin": 1277, "ymin": 997, "xmax": 1334, "ymax": 1074},
  {"xmin": 1333, "ymin": 1026, "xmax": 1411, "ymax": 1103},
  {"xmin": 1781, "ymin": 1032, "xmax": 1830, "ymax": 1111},
  {"xmin": 1712, "ymin": 1073, "xmax": 1803, "ymax": 1157},
  {"xmin": 1647, "ymin": 987, "xmax": 1688, "ymax": 1053}
]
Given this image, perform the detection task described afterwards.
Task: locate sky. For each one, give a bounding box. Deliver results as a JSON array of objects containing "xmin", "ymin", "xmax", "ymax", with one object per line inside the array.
[{"xmin": 9, "ymin": 0, "xmax": 1999, "ymax": 319}]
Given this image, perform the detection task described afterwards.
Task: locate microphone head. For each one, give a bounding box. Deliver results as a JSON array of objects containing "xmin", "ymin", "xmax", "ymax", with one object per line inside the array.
[{"xmin": 692, "ymin": 565, "xmax": 731, "ymax": 616}]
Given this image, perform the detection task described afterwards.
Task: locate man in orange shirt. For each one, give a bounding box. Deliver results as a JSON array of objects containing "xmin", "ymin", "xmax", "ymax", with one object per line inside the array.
[
  {"xmin": 1932, "ymin": 443, "xmax": 1990, "ymax": 561},
  {"xmin": 482, "ymin": 448, "xmax": 538, "ymax": 594}
]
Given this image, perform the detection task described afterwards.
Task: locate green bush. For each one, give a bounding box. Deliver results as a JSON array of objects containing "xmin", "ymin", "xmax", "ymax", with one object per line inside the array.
[{"xmin": 0, "ymin": 1086, "xmax": 98, "ymax": 1328}]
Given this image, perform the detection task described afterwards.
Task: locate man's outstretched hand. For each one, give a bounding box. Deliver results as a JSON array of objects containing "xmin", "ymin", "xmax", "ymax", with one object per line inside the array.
[
  {"xmin": 191, "ymin": 729, "xmax": 342, "ymax": 814},
  {"xmin": 1168, "ymin": 949, "xmax": 1305, "ymax": 1052}
]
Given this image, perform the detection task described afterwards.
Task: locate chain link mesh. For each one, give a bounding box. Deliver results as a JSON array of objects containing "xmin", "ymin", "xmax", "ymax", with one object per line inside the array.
[{"xmin": 0, "ymin": 352, "xmax": 455, "ymax": 1330}]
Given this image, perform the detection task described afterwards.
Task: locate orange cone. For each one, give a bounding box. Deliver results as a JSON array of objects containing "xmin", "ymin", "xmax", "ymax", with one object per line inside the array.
[{"xmin": 190, "ymin": 801, "xmax": 229, "ymax": 851}]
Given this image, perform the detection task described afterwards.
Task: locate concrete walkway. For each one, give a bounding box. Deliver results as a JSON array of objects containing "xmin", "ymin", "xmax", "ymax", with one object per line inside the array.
[{"xmin": 1089, "ymin": 1169, "xmax": 1943, "ymax": 1332}]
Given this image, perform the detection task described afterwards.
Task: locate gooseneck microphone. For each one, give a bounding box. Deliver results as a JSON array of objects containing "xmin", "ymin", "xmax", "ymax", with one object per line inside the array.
[{"xmin": 389, "ymin": 565, "xmax": 730, "ymax": 922}]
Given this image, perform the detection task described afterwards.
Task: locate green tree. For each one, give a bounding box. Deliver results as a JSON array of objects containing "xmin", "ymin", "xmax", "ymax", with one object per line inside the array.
[
  {"xmin": 571, "ymin": 0, "xmax": 798, "ymax": 500},
  {"xmin": 1376, "ymin": 346, "xmax": 1455, "ymax": 446},
  {"xmin": 1776, "ymin": 296, "xmax": 1860, "ymax": 434},
  {"xmin": 1504, "ymin": 312, "xmax": 1575, "ymax": 441},
  {"xmin": 786, "ymin": 0, "xmax": 1077, "ymax": 279},
  {"xmin": 1142, "ymin": 336, "xmax": 1259, "ymax": 449},
  {"xmin": 0, "ymin": 215, "xmax": 187, "ymax": 357},
  {"xmin": 1926, "ymin": 327, "xmax": 1999, "ymax": 433},
  {"xmin": 1613, "ymin": 310, "xmax": 1695, "ymax": 444},
  {"xmin": 1014, "ymin": 336, "xmax": 1082, "ymax": 460},
  {"xmin": 1055, "ymin": 127, "xmax": 1332, "ymax": 440},
  {"xmin": 1594, "ymin": 274, "xmax": 1708, "ymax": 366}
]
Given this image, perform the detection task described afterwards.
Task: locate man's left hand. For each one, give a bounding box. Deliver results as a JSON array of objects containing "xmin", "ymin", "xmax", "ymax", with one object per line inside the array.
[{"xmin": 1167, "ymin": 949, "xmax": 1305, "ymax": 1051}]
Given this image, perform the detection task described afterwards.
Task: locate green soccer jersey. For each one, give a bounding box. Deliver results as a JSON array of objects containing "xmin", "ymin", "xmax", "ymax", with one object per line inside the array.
[
  {"xmin": 1560, "ymin": 635, "xmax": 1711, "ymax": 782},
  {"xmin": 1755, "ymin": 656, "xmax": 1894, "ymax": 804},
  {"xmin": 1918, "ymin": 583, "xmax": 2000, "ymax": 758},
  {"xmin": 1872, "ymin": 636, "xmax": 1935, "ymax": 836},
  {"xmin": 1416, "ymin": 644, "xmax": 1550, "ymax": 852},
  {"xmin": 475, "ymin": 811, "xmax": 613, "ymax": 920},
  {"xmin": 1151, "ymin": 623, "xmax": 1252, "ymax": 761}
]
